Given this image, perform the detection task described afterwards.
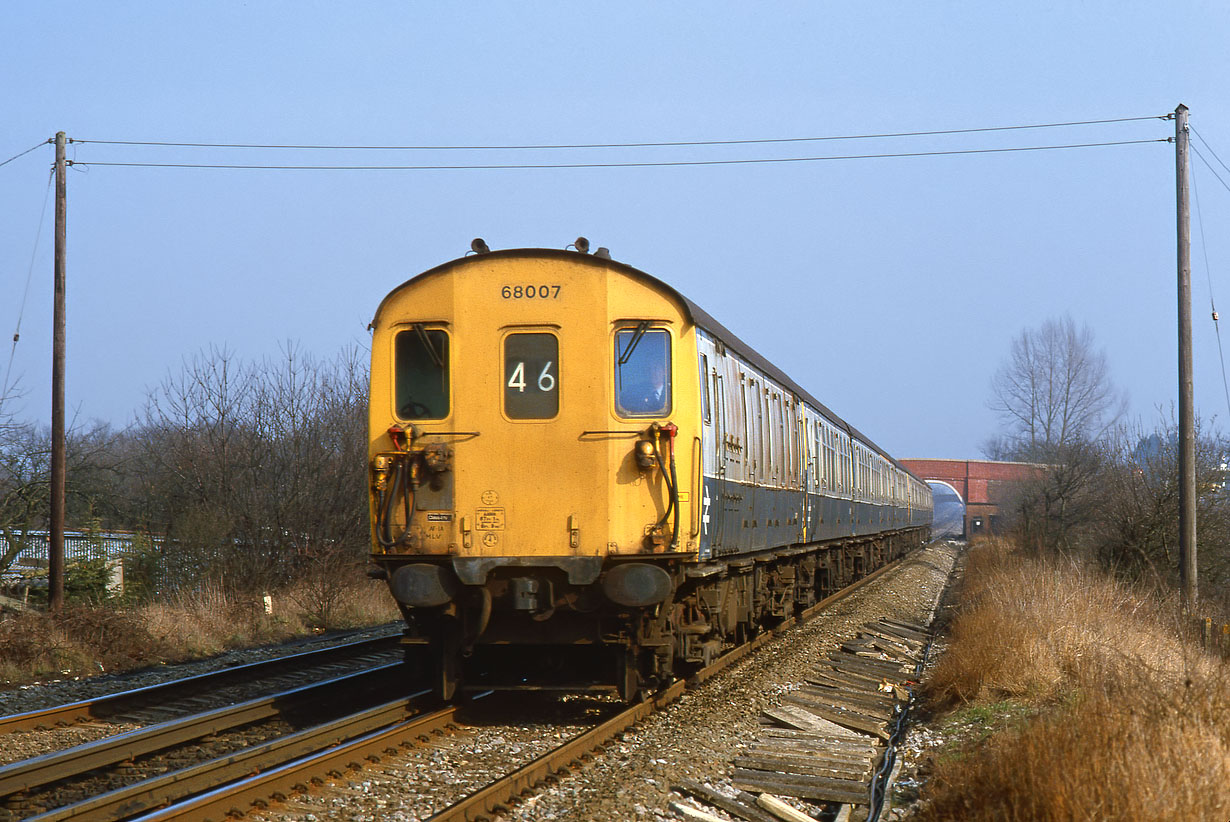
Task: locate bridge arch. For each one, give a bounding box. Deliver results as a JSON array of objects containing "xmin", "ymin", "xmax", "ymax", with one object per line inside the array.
[
  {"xmin": 901, "ymin": 458, "xmax": 1046, "ymax": 539},
  {"xmin": 926, "ymin": 480, "xmax": 966, "ymax": 538},
  {"xmin": 926, "ymin": 480, "xmax": 964, "ymax": 504}
]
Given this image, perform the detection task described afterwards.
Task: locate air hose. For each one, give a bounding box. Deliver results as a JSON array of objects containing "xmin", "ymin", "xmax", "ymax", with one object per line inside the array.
[
  {"xmin": 666, "ymin": 426, "xmax": 680, "ymax": 548},
  {"xmin": 651, "ymin": 423, "xmax": 681, "ymax": 548},
  {"xmin": 651, "ymin": 428, "xmax": 674, "ymax": 533},
  {"xmin": 376, "ymin": 456, "xmax": 415, "ymax": 548}
]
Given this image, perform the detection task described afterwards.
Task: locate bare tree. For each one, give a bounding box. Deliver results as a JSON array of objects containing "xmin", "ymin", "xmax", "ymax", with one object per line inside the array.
[
  {"xmin": 132, "ymin": 343, "xmax": 369, "ymax": 598},
  {"xmin": 0, "ymin": 342, "xmax": 371, "ymax": 609},
  {"xmin": 1089, "ymin": 415, "xmax": 1230, "ymax": 597},
  {"xmin": 0, "ymin": 423, "xmax": 47, "ymax": 576},
  {"xmin": 1000, "ymin": 437, "xmax": 1104, "ymax": 555},
  {"xmin": 0, "ymin": 418, "xmax": 124, "ymax": 582},
  {"xmin": 987, "ymin": 315, "xmax": 1126, "ymax": 461}
]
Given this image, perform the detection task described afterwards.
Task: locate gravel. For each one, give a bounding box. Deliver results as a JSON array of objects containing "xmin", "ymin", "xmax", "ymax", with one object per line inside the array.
[
  {"xmin": 0, "ymin": 623, "xmax": 402, "ymax": 715},
  {"xmin": 0, "ymin": 623, "xmax": 401, "ymax": 765},
  {"xmin": 0, "ymin": 544, "xmax": 961, "ymax": 821},
  {"xmin": 246, "ymin": 540, "xmax": 962, "ymax": 822}
]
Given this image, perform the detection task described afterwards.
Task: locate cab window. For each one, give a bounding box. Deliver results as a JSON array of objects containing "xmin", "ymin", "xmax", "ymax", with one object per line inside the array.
[
  {"xmin": 395, "ymin": 325, "xmax": 449, "ymax": 419},
  {"xmin": 615, "ymin": 327, "xmax": 671, "ymax": 417},
  {"xmin": 504, "ymin": 332, "xmax": 559, "ymax": 419}
]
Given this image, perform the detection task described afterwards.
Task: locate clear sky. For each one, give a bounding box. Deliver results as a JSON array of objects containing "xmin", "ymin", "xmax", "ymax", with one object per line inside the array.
[{"xmin": 3, "ymin": 3, "xmax": 1230, "ymax": 460}]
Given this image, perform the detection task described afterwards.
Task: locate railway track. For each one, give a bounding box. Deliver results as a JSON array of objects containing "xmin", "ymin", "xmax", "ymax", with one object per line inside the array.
[
  {"xmin": 0, "ymin": 548, "xmax": 934, "ymax": 822},
  {"xmin": 178, "ymin": 552, "xmax": 916, "ymax": 821},
  {"xmin": 304, "ymin": 558, "xmax": 903, "ymax": 822},
  {"xmin": 0, "ymin": 663, "xmax": 423, "ymax": 821},
  {"xmin": 0, "ymin": 634, "xmax": 402, "ymax": 736}
]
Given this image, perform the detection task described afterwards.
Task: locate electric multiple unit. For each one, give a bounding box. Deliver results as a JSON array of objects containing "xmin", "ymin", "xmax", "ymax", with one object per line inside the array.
[{"xmin": 367, "ymin": 244, "xmax": 932, "ymax": 699}]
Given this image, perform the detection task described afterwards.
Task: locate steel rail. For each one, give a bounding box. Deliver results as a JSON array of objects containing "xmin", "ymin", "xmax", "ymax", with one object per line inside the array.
[
  {"xmin": 0, "ymin": 634, "xmax": 401, "ymax": 735},
  {"xmin": 38, "ymin": 548, "xmax": 921, "ymax": 821},
  {"xmin": 430, "ymin": 679, "xmax": 688, "ymax": 822},
  {"xmin": 26, "ymin": 690, "xmax": 435, "ymax": 822},
  {"xmin": 0, "ymin": 663, "xmax": 404, "ymax": 799},
  {"xmin": 428, "ymin": 550, "xmax": 919, "ymax": 822},
  {"xmin": 125, "ymin": 705, "xmax": 461, "ymax": 822}
]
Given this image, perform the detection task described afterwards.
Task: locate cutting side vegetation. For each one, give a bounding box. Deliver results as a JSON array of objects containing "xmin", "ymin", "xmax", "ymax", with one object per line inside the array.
[
  {"xmin": 914, "ymin": 537, "xmax": 1229, "ymax": 821},
  {"xmin": 0, "ymin": 571, "xmax": 398, "ymax": 687}
]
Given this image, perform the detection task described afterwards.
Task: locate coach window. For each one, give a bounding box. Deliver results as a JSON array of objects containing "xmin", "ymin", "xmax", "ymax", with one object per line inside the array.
[
  {"xmin": 699, "ymin": 354, "xmax": 711, "ymax": 424},
  {"xmin": 395, "ymin": 325, "xmax": 449, "ymax": 419},
  {"xmin": 815, "ymin": 423, "xmax": 825, "ymax": 489},
  {"xmin": 504, "ymin": 332, "xmax": 559, "ymax": 419},
  {"xmin": 615, "ymin": 327, "xmax": 671, "ymax": 417},
  {"xmin": 772, "ymin": 395, "xmax": 784, "ymax": 480},
  {"xmin": 761, "ymin": 393, "xmax": 770, "ymax": 476}
]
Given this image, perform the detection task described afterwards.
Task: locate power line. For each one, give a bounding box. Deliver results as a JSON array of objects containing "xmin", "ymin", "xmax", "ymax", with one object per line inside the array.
[
  {"xmin": 68, "ymin": 115, "xmax": 1167, "ymax": 152},
  {"xmin": 2, "ymin": 170, "xmax": 55, "ymax": 408},
  {"xmin": 1191, "ymin": 144, "xmax": 1230, "ymax": 197},
  {"xmin": 0, "ymin": 139, "xmax": 51, "ymax": 169},
  {"xmin": 1191, "ymin": 156, "xmax": 1230, "ymax": 422},
  {"xmin": 67, "ymin": 138, "xmax": 1168, "ymax": 171},
  {"xmin": 1191, "ymin": 126, "xmax": 1230, "ymax": 178}
]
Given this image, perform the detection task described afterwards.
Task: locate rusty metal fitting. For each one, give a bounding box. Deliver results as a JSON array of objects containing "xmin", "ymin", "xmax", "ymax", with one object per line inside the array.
[
  {"xmin": 422, "ymin": 443, "xmax": 453, "ymax": 473},
  {"xmin": 372, "ymin": 454, "xmax": 393, "ymax": 491},
  {"xmin": 634, "ymin": 439, "xmax": 657, "ymax": 470}
]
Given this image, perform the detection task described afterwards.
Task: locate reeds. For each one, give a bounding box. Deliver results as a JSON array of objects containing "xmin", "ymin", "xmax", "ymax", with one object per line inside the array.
[{"xmin": 916, "ymin": 538, "xmax": 1230, "ymax": 821}]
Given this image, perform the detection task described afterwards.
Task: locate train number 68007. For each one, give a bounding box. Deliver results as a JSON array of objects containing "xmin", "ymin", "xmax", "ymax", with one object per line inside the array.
[{"xmin": 501, "ymin": 284, "xmax": 561, "ymax": 299}]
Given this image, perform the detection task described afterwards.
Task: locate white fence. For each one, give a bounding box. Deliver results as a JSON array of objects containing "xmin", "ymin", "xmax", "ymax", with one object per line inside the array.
[{"xmin": 0, "ymin": 530, "xmax": 156, "ymax": 591}]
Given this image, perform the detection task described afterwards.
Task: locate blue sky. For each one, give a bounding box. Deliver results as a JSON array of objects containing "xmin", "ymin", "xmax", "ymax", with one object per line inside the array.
[{"xmin": 3, "ymin": 3, "xmax": 1229, "ymax": 459}]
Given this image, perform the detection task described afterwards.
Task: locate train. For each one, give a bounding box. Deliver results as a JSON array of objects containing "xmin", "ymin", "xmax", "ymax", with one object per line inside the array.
[{"xmin": 366, "ymin": 242, "xmax": 932, "ymax": 700}]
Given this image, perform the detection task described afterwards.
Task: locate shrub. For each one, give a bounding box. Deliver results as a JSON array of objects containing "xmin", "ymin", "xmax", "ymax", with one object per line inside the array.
[{"xmin": 916, "ymin": 538, "xmax": 1230, "ymax": 821}]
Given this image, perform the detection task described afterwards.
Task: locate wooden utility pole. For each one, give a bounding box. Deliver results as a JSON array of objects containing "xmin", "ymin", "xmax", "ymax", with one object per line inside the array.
[
  {"xmin": 50, "ymin": 132, "xmax": 67, "ymax": 611},
  {"xmin": 1175, "ymin": 104, "xmax": 1197, "ymax": 606}
]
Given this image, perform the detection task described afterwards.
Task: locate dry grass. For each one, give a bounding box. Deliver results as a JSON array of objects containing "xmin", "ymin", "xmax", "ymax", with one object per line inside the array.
[
  {"xmin": 0, "ymin": 569, "xmax": 400, "ymax": 687},
  {"xmin": 916, "ymin": 538, "xmax": 1230, "ymax": 821}
]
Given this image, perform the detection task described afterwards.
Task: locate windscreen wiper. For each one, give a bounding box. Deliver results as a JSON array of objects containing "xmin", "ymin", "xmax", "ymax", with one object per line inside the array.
[
  {"xmin": 414, "ymin": 323, "xmax": 444, "ymax": 368},
  {"xmin": 617, "ymin": 321, "xmax": 652, "ymax": 366}
]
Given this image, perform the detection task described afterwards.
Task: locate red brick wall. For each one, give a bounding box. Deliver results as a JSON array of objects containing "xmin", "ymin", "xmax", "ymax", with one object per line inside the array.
[{"xmin": 900, "ymin": 459, "xmax": 1046, "ymax": 537}]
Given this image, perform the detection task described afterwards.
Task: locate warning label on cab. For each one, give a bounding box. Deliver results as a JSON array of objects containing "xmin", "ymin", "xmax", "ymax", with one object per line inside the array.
[{"xmin": 474, "ymin": 507, "xmax": 506, "ymax": 530}]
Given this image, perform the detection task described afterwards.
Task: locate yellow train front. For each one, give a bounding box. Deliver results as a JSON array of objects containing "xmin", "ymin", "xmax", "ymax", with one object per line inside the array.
[{"xmin": 367, "ymin": 244, "xmax": 931, "ymax": 700}]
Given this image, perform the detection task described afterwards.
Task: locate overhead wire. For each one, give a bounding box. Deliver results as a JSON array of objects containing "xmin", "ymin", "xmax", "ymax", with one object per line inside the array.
[
  {"xmin": 1191, "ymin": 143, "xmax": 1230, "ymax": 197},
  {"xmin": 69, "ymin": 114, "xmax": 1169, "ymax": 152},
  {"xmin": 0, "ymin": 116, "xmax": 1184, "ymax": 420},
  {"xmin": 0, "ymin": 139, "xmax": 50, "ymax": 169},
  {"xmin": 1191, "ymin": 126, "xmax": 1230, "ymax": 178},
  {"xmin": 66, "ymin": 138, "xmax": 1169, "ymax": 171},
  {"xmin": 1190, "ymin": 151, "xmax": 1230, "ymax": 422},
  {"xmin": 1, "ymin": 169, "xmax": 55, "ymax": 410}
]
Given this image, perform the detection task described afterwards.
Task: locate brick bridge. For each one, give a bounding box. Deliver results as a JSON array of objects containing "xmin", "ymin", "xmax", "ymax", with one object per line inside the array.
[{"xmin": 900, "ymin": 459, "xmax": 1045, "ymax": 537}]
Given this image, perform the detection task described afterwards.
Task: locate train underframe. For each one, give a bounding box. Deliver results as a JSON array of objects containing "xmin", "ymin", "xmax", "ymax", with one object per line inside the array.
[{"xmin": 377, "ymin": 525, "xmax": 929, "ymax": 701}]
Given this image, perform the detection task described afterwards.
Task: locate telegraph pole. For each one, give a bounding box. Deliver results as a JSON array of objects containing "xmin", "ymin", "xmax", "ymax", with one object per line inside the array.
[
  {"xmin": 1175, "ymin": 104, "xmax": 1197, "ymax": 606},
  {"xmin": 50, "ymin": 132, "xmax": 67, "ymax": 612}
]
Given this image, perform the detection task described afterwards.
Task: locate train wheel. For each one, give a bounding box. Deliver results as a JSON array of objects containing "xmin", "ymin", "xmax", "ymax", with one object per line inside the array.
[{"xmin": 431, "ymin": 619, "xmax": 463, "ymax": 701}]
